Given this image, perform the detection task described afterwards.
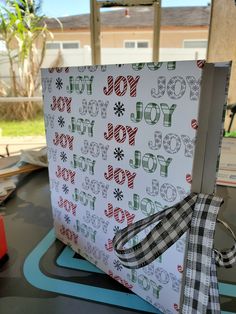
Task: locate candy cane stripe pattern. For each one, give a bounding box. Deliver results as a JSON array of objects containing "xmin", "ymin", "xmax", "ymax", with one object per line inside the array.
[
  {"xmin": 186, "ymin": 174, "xmax": 192, "ymax": 184},
  {"xmin": 191, "ymin": 119, "xmax": 198, "ymax": 129},
  {"xmin": 105, "ymin": 239, "xmax": 113, "ymax": 251},
  {"xmin": 126, "ymin": 126, "xmax": 138, "ymax": 146},
  {"xmin": 104, "ymin": 123, "xmax": 113, "ymax": 140},
  {"xmin": 125, "ymin": 170, "xmax": 137, "ymax": 189},
  {"xmin": 114, "ymin": 125, "xmax": 126, "ymax": 143},
  {"xmin": 66, "ymin": 135, "xmax": 74, "ymax": 150},
  {"xmin": 72, "ymin": 206, "xmax": 76, "ymax": 216},
  {"xmin": 105, "ymin": 203, "xmax": 113, "ymax": 217},
  {"xmin": 103, "ymin": 76, "xmax": 113, "ymax": 95},
  {"xmin": 126, "ymin": 212, "xmax": 135, "ymax": 225},
  {"xmin": 127, "ymin": 76, "xmax": 140, "ymax": 97},
  {"xmin": 114, "ymin": 76, "xmax": 127, "ymax": 96},
  {"xmin": 114, "ymin": 168, "xmax": 126, "ymax": 185},
  {"xmin": 173, "ymin": 304, "xmax": 180, "ymax": 311},
  {"xmin": 61, "ymin": 168, "xmax": 69, "ymax": 181},
  {"xmin": 197, "ymin": 60, "xmax": 206, "ymax": 68},
  {"xmin": 114, "ymin": 208, "xmax": 125, "ymax": 224},
  {"xmin": 177, "ymin": 265, "xmax": 183, "ymax": 273}
]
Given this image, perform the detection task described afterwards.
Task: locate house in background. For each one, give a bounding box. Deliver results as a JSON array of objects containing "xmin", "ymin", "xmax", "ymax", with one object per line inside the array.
[
  {"xmin": 0, "ymin": 6, "xmax": 210, "ymax": 86},
  {"xmin": 0, "ymin": 6, "xmax": 210, "ymax": 76},
  {"xmin": 44, "ymin": 6, "xmax": 210, "ymax": 63}
]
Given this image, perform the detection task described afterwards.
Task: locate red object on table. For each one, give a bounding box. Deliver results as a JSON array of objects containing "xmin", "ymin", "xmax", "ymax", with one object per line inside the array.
[{"xmin": 0, "ymin": 215, "xmax": 7, "ymax": 259}]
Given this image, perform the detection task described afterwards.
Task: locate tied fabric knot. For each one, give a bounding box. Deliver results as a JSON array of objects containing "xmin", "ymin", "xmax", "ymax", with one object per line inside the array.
[{"xmin": 113, "ymin": 193, "xmax": 236, "ymax": 314}]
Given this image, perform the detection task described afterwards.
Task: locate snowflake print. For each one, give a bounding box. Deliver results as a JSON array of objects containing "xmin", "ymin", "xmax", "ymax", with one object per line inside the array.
[
  {"xmin": 58, "ymin": 116, "xmax": 65, "ymax": 127},
  {"xmin": 113, "ymin": 226, "xmax": 120, "ymax": 235},
  {"xmin": 113, "ymin": 188, "xmax": 124, "ymax": 201},
  {"xmin": 114, "ymin": 101, "xmax": 125, "ymax": 117},
  {"xmin": 55, "ymin": 77, "xmax": 63, "ymax": 89},
  {"xmin": 64, "ymin": 214, "xmax": 71, "ymax": 224},
  {"xmin": 62, "ymin": 184, "xmax": 69, "ymax": 194},
  {"xmin": 114, "ymin": 147, "xmax": 124, "ymax": 161},
  {"xmin": 113, "ymin": 259, "xmax": 123, "ymax": 271},
  {"xmin": 60, "ymin": 151, "xmax": 67, "ymax": 162}
]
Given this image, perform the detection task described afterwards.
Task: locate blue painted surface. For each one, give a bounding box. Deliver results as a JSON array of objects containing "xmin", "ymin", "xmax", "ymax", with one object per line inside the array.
[
  {"xmin": 57, "ymin": 245, "xmax": 103, "ymax": 273},
  {"xmin": 57, "ymin": 245, "xmax": 236, "ymax": 299},
  {"xmin": 219, "ymin": 282, "xmax": 236, "ymax": 298},
  {"xmin": 23, "ymin": 229, "xmax": 160, "ymax": 313},
  {"xmin": 24, "ymin": 229, "xmax": 236, "ymax": 314}
]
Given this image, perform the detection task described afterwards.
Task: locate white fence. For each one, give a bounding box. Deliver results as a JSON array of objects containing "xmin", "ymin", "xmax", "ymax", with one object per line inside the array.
[
  {"xmin": 42, "ymin": 47, "xmax": 206, "ymax": 67},
  {"xmin": 0, "ymin": 47, "xmax": 206, "ymax": 81}
]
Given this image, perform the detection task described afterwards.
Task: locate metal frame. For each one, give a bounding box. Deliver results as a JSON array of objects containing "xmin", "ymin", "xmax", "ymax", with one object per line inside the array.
[{"xmin": 90, "ymin": 0, "xmax": 161, "ymax": 64}]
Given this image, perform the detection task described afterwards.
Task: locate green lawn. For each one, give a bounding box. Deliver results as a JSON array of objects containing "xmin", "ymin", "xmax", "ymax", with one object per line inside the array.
[{"xmin": 0, "ymin": 117, "xmax": 45, "ymax": 136}]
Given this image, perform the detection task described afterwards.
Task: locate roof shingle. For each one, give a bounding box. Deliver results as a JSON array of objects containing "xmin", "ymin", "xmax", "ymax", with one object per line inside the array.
[{"xmin": 45, "ymin": 6, "xmax": 210, "ymax": 30}]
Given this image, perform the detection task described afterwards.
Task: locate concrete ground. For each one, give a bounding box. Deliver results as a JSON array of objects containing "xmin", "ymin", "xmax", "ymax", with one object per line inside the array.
[{"xmin": 0, "ymin": 136, "xmax": 46, "ymax": 157}]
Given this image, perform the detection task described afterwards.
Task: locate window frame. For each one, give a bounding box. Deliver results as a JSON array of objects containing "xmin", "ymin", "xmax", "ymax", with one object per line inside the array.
[
  {"xmin": 46, "ymin": 41, "xmax": 80, "ymax": 50},
  {"xmin": 183, "ymin": 39, "xmax": 208, "ymax": 49},
  {"xmin": 123, "ymin": 40, "xmax": 150, "ymax": 49}
]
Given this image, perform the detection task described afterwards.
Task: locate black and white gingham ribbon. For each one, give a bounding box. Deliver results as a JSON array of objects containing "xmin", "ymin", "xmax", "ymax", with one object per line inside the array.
[{"xmin": 113, "ymin": 193, "xmax": 236, "ymax": 314}]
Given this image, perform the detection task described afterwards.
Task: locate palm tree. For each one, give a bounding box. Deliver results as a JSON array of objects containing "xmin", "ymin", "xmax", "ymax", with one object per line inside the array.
[
  {"xmin": 16, "ymin": 0, "xmax": 42, "ymax": 15},
  {"xmin": 0, "ymin": 0, "xmax": 53, "ymax": 120}
]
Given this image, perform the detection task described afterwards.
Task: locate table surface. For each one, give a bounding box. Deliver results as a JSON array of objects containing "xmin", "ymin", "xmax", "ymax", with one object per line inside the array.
[{"xmin": 0, "ymin": 158, "xmax": 235, "ymax": 314}]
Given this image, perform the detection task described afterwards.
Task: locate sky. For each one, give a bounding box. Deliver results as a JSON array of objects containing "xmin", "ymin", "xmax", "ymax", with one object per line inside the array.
[{"xmin": 41, "ymin": 0, "xmax": 211, "ymax": 18}]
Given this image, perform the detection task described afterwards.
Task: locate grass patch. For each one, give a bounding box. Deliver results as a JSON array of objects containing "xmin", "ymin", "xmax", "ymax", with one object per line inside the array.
[
  {"xmin": 225, "ymin": 131, "xmax": 236, "ymax": 137},
  {"xmin": 0, "ymin": 116, "xmax": 45, "ymax": 136}
]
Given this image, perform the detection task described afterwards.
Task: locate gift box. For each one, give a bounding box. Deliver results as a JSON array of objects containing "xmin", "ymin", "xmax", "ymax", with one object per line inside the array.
[{"xmin": 41, "ymin": 61, "xmax": 231, "ymax": 313}]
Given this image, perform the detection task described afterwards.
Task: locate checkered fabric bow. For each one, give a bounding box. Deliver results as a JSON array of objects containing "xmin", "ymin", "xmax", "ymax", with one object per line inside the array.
[{"xmin": 113, "ymin": 193, "xmax": 236, "ymax": 314}]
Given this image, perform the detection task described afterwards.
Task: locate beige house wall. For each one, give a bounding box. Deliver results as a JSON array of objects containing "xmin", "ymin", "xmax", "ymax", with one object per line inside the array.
[
  {"xmin": 100, "ymin": 29, "xmax": 153, "ymax": 48},
  {"xmin": 160, "ymin": 26, "xmax": 208, "ymax": 48},
  {"xmin": 48, "ymin": 31, "xmax": 91, "ymax": 47},
  {"xmin": 48, "ymin": 26, "xmax": 208, "ymax": 49},
  {"xmin": 207, "ymin": 0, "xmax": 236, "ymax": 104}
]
